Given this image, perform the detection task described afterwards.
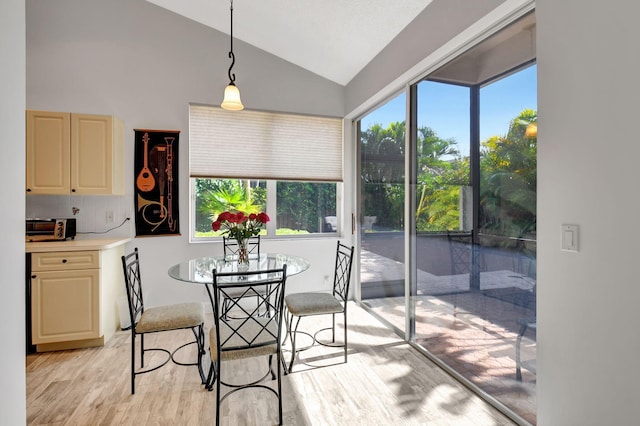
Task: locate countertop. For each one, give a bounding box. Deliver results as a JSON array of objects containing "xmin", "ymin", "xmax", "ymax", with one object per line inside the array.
[{"xmin": 25, "ymin": 236, "xmax": 131, "ymax": 253}]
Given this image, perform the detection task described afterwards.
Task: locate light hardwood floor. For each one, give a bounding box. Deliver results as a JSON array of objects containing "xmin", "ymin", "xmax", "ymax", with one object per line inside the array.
[{"xmin": 26, "ymin": 302, "xmax": 517, "ymax": 425}]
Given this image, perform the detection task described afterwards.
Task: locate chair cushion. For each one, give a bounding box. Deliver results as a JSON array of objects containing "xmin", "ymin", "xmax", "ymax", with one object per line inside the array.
[
  {"xmin": 285, "ymin": 292, "xmax": 343, "ymax": 316},
  {"xmin": 136, "ymin": 302, "xmax": 204, "ymax": 334},
  {"xmin": 209, "ymin": 319, "xmax": 278, "ymax": 361}
]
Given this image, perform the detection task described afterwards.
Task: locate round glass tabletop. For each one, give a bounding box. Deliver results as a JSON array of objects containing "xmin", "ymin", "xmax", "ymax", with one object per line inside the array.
[{"xmin": 168, "ymin": 252, "xmax": 310, "ymax": 284}]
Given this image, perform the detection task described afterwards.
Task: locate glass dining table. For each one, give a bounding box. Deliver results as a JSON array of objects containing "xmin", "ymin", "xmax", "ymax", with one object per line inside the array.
[
  {"xmin": 168, "ymin": 252, "xmax": 310, "ymax": 380},
  {"xmin": 168, "ymin": 252, "xmax": 311, "ymax": 284}
]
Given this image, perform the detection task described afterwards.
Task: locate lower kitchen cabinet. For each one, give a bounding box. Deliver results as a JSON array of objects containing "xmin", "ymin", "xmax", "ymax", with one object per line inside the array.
[
  {"xmin": 32, "ymin": 267, "xmax": 100, "ymax": 344},
  {"xmin": 29, "ymin": 246, "xmax": 125, "ymax": 351}
]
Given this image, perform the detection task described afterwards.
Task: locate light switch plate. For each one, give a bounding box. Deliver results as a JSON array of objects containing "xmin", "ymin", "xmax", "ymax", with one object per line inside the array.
[{"xmin": 562, "ymin": 224, "xmax": 579, "ymax": 252}]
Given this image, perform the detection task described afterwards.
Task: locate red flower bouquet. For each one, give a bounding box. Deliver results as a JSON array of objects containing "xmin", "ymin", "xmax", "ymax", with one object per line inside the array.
[{"xmin": 212, "ymin": 211, "xmax": 270, "ymax": 241}]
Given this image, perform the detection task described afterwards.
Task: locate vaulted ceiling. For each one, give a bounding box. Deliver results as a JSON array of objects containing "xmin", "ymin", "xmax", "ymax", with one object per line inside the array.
[{"xmin": 145, "ymin": 0, "xmax": 432, "ymax": 86}]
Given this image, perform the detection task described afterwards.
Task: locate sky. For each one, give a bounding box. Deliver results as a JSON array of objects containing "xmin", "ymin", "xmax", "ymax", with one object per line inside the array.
[{"xmin": 360, "ymin": 65, "xmax": 537, "ymax": 156}]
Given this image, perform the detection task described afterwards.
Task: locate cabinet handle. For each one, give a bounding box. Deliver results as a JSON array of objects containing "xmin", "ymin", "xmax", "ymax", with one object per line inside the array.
[
  {"xmin": 71, "ymin": 188, "xmax": 76, "ymax": 192},
  {"xmin": 62, "ymin": 259, "xmax": 68, "ymax": 263},
  {"xmin": 26, "ymin": 188, "xmax": 32, "ymax": 192},
  {"xmin": 31, "ymin": 275, "xmax": 36, "ymax": 279}
]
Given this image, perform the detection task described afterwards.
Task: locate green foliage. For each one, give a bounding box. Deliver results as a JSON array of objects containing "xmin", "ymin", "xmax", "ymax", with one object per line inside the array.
[
  {"xmin": 194, "ymin": 179, "xmax": 335, "ymax": 234},
  {"xmin": 360, "ymin": 121, "xmax": 465, "ymax": 231},
  {"xmin": 415, "ymin": 128, "xmax": 467, "ymax": 231},
  {"xmin": 360, "ymin": 122, "xmax": 406, "ymax": 230},
  {"xmin": 479, "ymin": 109, "xmax": 537, "ymax": 237},
  {"xmin": 276, "ymin": 182, "xmax": 336, "ymax": 233},
  {"xmin": 194, "ymin": 179, "xmax": 266, "ymax": 232},
  {"xmin": 360, "ymin": 107, "xmax": 537, "ymax": 238}
]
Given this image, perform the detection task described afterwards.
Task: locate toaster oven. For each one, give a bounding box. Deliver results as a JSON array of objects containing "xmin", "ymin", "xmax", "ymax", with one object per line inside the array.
[{"xmin": 26, "ymin": 218, "xmax": 77, "ymax": 242}]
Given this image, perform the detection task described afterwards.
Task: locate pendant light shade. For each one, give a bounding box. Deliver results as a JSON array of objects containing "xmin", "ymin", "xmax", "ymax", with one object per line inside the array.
[
  {"xmin": 221, "ymin": 0, "xmax": 244, "ymax": 111},
  {"xmin": 221, "ymin": 82, "xmax": 244, "ymax": 111},
  {"xmin": 525, "ymin": 123, "xmax": 537, "ymax": 138}
]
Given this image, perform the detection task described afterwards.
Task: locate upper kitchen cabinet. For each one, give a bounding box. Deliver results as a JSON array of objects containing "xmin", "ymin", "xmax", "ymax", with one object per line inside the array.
[{"xmin": 26, "ymin": 110, "xmax": 125, "ymax": 195}]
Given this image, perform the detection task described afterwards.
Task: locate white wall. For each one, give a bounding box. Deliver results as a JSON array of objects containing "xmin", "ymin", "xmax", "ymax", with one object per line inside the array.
[
  {"xmin": 26, "ymin": 0, "xmax": 349, "ymax": 308},
  {"xmin": 0, "ymin": 0, "xmax": 27, "ymax": 424},
  {"xmin": 537, "ymin": 0, "xmax": 640, "ymax": 424}
]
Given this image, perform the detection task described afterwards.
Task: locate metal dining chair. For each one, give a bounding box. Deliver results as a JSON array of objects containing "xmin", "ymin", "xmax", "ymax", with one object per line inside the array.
[
  {"xmin": 284, "ymin": 241, "xmax": 354, "ymax": 373},
  {"xmin": 204, "ymin": 266, "xmax": 288, "ymax": 426},
  {"xmin": 121, "ymin": 248, "xmax": 206, "ymax": 394},
  {"xmin": 516, "ymin": 317, "xmax": 537, "ymax": 381}
]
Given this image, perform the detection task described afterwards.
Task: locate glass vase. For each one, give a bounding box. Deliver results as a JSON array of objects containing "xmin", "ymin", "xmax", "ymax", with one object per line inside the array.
[{"xmin": 237, "ymin": 238, "xmax": 250, "ymax": 271}]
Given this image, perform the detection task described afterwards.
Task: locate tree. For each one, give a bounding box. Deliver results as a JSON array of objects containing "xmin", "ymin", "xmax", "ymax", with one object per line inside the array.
[
  {"xmin": 479, "ymin": 109, "xmax": 537, "ymax": 238},
  {"xmin": 276, "ymin": 182, "xmax": 336, "ymax": 233},
  {"xmin": 415, "ymin": 127, "xmax": 466, "ymax": 231},
  {"xmin": 360, "ymin": 121, "xmax": 463, "ymax": 231},
  {"xmin": 360, "ymin": 122, "xmax": 406, "ymax": 230},
  {"xmin": 360, "ymin": 108, "xmax": 537, "ymax": 237}
]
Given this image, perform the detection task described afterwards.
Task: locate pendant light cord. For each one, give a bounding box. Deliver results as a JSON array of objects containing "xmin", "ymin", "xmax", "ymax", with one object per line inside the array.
[{"xmin": 227, "ymin": 0, "xmax": 236, "ymax": 84}]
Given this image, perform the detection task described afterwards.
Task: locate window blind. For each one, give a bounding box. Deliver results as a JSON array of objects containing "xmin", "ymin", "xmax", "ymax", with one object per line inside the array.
[{"xmin": 189, "ymin": 104, "xmax": 343, "ymax": 182}]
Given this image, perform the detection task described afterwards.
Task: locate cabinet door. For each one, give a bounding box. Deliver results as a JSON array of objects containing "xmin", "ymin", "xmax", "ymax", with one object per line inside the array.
[
  {"xmin": 31, "ymin": 269, "xmax": 101, "ymax": 344},
  {"xmin": 26, "ymin": 110, "xmax": 71, "ymax": 195},
  {"xmin": 71, "ymin": 114, "xmax": 119, "ymax": 195}
]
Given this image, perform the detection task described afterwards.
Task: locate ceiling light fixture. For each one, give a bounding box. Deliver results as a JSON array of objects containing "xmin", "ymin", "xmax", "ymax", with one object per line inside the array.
[{"xmin": 220, "ymin": 0, "xmax": 244, "ymax": 111}]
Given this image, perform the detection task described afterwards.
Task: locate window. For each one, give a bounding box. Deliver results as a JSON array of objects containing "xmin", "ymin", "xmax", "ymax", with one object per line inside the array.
[
  {"xmin": 189, "ymin": 105, "xmax": 342, "ymax": 239},
  {"xmin": 193, "ymin": 178, "xmax": 337, "ymax": 237}
]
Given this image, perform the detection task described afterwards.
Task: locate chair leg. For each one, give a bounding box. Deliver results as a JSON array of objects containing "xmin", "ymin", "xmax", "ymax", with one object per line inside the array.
[
  {"xmin": 215, "ymin": 361, "xmax": 222, "ymax": 426},
  {"xmin": 221, "ymin": 297, "xmax": 232, "ymax": 320},
  {"xmin": 516, "ymin": 322, "xmax": 528, "ymax": 382},
  {"xmin": 288, "ymin": 316, "xmax": 302, "ymax": 373},
  {"xmin": 343, "ymin": 311, "xmax": 348, "ymax": 363},
  {"xmin": 269, "ymin": 354, "xmax": 276, "ymax": 380},
  {"xmin": 206, "ymin": 364, "xmax": 212, "ymax": 390},
  {"xmin": 129, "ymin": 323, "xmax": 207, "ymax": 393},
  {"xmin": 206, "ymin": 358, "xmax": 219, "ymax": 392},
  {"xmin": 281, "ymin": 311, "xmax": 291, "ymax": 375},
  {"xmin": 277, "ymin": 351, "xmax": 283, "ymax": 425},
  {"xmin": 140, "ymin": 333, "xmax": 145, "ymax": 368},
  {"xmin": 282, "ymin": 310, "xmax": 291, "ymax": 346},
  {"xmin": 332, "ymin": 313, "xmax": 336, "ymax": 343},
  {"xmin": 200, "ymin": 324, "xmax": 206, "ymax": 381},
  {"xmin": 194, "ymin": 323, "xmax": 206, "ymax": 384},
  {"xmin": 130, "ymin": 331, "xmax": 136, "ymax": 394}
]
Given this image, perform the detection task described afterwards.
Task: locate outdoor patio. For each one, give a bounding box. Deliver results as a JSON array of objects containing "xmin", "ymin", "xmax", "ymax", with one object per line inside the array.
[{"xmin": 359, "ymin": 241, "xmax": 537, "ymax": 425}]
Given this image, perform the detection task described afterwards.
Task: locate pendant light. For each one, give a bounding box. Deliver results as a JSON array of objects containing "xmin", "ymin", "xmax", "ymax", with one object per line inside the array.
[
  {"xmin": 525, "ymin": 123, "xmax": 537, "ymax": 138},
  {"xmin": 221, "ymin": 0, "xmax": 244, "ymax": 111}
]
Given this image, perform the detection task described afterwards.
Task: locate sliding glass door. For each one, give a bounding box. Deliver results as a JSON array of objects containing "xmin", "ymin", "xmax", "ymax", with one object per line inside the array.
[
  {"xmin": 411, "ymin": 64, "xmax": 537, "ymax": 423},
  {"xmin": 358, "ymin": 93, "xmax": 406, "ymax": 334},
  {"xmin": 412, "ymin": 79, "xmax": 473, "ymax": 350},
  {"xmin": 357, "ymin": 11, "xmax": 537, "ymax": 425}
]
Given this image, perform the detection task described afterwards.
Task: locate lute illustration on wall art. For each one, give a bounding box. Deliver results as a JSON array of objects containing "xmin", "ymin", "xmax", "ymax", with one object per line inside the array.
[{"xmin": 136, "ymin": 132, "xmax": 156, "ymax": 192}]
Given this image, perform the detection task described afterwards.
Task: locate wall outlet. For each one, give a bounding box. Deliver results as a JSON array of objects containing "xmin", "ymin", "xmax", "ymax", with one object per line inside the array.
[{"xmin": 106, "ymin": 210, "xmax": 114, "ymax": 223}]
